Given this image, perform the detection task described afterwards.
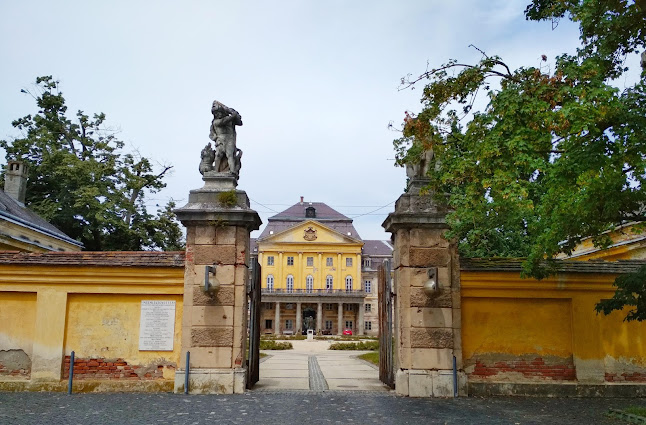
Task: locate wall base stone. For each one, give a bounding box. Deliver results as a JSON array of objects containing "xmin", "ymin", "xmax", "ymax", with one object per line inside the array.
[
  {"xmin": 395, "ymin": 369, "xmax": 467, "ymax": 397},
  {"xmin": 173, "ymin": 367, "xmax": 246, "ymax": 394},
  {"xmin": 469, "ymin": 381, "xmax": 646, "ymax": 397}
]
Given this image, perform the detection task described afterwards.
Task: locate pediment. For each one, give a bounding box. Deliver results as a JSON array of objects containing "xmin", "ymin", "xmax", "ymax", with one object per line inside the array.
[{"xmin": 258, "ymin": 220, "xmax": 361, "ymax": 245}]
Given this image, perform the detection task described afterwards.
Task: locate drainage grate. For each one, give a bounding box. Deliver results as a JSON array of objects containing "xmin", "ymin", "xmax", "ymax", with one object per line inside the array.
[{"xmin": 308, "ymin": 355, "xmax": 329, "ymax": 391}]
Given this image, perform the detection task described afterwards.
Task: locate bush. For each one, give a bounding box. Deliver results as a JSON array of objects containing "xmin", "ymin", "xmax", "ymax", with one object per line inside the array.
[
  {"xmin": 259, "ymin": 340, "xmax": 293, "ymax": 350},
  {"xmin": 262, "ymin": 334, "xmax": 306, "ymax": 341},
  {"xmin": 329, "ymin": 341, "xmax": 379, "ymax": 350}
]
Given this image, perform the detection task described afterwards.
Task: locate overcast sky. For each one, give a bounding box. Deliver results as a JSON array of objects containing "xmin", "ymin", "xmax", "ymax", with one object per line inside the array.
[{"xmin": 0, "ymin": 1, "xmax": 591, "ymax": 240}]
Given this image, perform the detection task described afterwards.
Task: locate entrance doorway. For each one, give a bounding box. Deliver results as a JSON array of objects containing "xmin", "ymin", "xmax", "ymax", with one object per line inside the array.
[{"xmin": 302, "ymin": 306, "xmax": 316, "ymax": 333}]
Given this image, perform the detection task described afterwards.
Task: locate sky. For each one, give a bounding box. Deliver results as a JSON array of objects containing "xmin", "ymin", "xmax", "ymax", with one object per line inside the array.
[{"xmin": 0, "ymin": 1, "xmax": 594, "ymax": 241}]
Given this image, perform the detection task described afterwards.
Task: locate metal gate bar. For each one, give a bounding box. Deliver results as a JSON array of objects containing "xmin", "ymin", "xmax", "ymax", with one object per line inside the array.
[
  {"xmin": 247, "ymin": 257, "xmax": 261, "ymax": 389},
  {"xmin": 378, "ymin": 260, "xmax": 394, "ymax": 388}
]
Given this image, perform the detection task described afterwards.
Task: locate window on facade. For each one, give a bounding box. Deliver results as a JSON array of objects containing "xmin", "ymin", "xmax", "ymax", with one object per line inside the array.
[
  {"xmin": 344, "ymin": 303, "xmax": 354, "ymax": 312},
  {"xmin": 285, "ymin": 319, "xmax": 293, "ymax": 330},
  {"xmin": 286, "ymin": 275, "xmax": 294, "ymax": 293},
  {"xmin": 345, "ymin": 276, "xmax": 353, "ymax": 292},
  {"xmin": 345, "ymin": 321, "xmax": 353, "ymax": 329},
  {"xmin": 362, "ymin": 258, "xmax": 371, "ymax": 268},
  {"xmin": 365, "ymin": 303, "xmax": 371, "ymax": 313},
  {"xmin": 306, "ymin": 257, "xmax": 313, "ymax": 267},
  {"xmin": 306, "ymin": 275, "xmax": 314, "ymax": 293},
  {"xmin": 326, "ymin": 275, "xmax": 333, "ymax": 291},
  {"xmin": 326, "ymin": 257, "xmax": 333, "ymax": 267},
  {"xmin": 365, "ymin": 321, "xmax": 372, "ymax": 331},
  {"xmin": 267, "ymin": 256, "xmax": 274, "ymax": 266},
  {"xmin": 346, "ymin": 257, "xmax": 352, "ymax": 267},
  {"xmin": 285, "ymin": 303, "xmax": 294, "ymax": 310},
  {"xmin": 287, "ymin": 256, "xmax": 294, "ymax": 266},
  {"xmin": 265, "ymin": 302, "xmax": 274, "ymax": 310},
  {"xmin": 325, "ymin": 303, "xmax": 334, "ymax": 311},
  {"xmin": 266, "ymin": 275, "xmax": 274, "ymax": 292},
  {"xmin": 325, "ymin": 320, "xmax": 333, "ymax": 330},
  {"xmin": 265, "ymin": 319, "xmax": 273, "ymax": 329},
  {"xmin": 364, "ymin": 281, "xmax": 371, "ymax": 294}
]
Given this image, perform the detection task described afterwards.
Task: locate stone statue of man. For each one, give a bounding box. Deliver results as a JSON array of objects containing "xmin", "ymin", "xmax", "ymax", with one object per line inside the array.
[{"xmin": 209, "ymin": 100, "xmax": 243, "ymax": 176}]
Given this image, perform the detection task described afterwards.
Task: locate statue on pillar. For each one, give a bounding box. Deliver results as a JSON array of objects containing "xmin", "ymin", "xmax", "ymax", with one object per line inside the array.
[{"xmin": 199, "ymin": 100, "xmax": 244, "ymax": 182}]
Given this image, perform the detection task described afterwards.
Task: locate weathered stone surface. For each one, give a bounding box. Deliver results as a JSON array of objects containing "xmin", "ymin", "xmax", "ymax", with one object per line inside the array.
[
  {"xmin": 411, "ymin": 348, "xmax": 453, "ymax": 370},
  {"xmin": 191, "ymin": 306, "xmax": 234, "ymax": 327},
  {"xmin": 409, "ymin": 307, "xmax": 452, "ymax": 328},
  {"xmin": 187, "ymin": 347, "xmax": 232, "ymax": 369},
  {"xmin": 195, "ymin": 225, "xmax": 216, "ymax": 245},
  {"xmin": 192, "ymin": 285, "xmax": 235, "ymax": 306},
  {"xmin": 410, "ymin": 328, "xmax": 454, "ymax": 349},
  {"xmin": 216, "ymin": 226, "xmax": 237, "ymax": 245},
  {"xmin": 410, "ymin": 287, "xmax": 452, "ymax": 308},
  {"xmin": 409, "ymin": 248, "xmax": 450, "ymax": 267},
  {"xmin": 410, "ymin": 228, "xmax": 449, "ymax": 248},
  {"xmin": 191, "ymin": 327, "xmax": 234, "ymax": 347},
  {"xmin": 194, "ymin": 245, "xmax": 236, "ymax": 265}
]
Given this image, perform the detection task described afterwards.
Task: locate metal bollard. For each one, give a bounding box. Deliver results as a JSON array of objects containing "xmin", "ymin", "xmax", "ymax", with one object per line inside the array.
[
  {"xmin": 184, "ymin": 351, "xmax": 190, "ymax": 394},
  {"xmin": 68, "ymin": 351, "xmax": 75, "ymax": 395},
  {"xmin": 452, "ymin": 355, "xmax": 458, "ymax": 398}
]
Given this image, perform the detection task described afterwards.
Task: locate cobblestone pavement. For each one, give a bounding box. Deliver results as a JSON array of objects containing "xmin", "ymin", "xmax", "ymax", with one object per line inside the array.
[{"xmin": 0, "ymin": 391, "xmax": 643, "ymax": 424}]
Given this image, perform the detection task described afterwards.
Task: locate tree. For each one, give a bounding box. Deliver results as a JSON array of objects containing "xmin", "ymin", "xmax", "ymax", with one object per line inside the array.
[
  {"xmin": 395, "ymin": 1, "xmax": 646, "ymax": 320},
  {"xmin": 0, "ymin": 76, "xmax": 185, "ymax": 251}
]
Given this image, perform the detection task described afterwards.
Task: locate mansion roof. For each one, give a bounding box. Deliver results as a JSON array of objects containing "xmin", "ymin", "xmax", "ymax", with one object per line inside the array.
[{"xmin": 258, "ymin": 201, "xmax": 361, "ymax": 240}]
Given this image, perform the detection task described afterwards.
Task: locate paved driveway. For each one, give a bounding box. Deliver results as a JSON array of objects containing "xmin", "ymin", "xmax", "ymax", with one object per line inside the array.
[{"xmin": 254, "ymin": 339, "xmax": 388, "ymax": 392}]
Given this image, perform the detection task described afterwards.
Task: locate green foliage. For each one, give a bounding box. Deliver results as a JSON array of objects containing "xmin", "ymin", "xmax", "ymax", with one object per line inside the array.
[
  {"xmin": 358, "ymin": 351, "xmax": 379, "ymax": 365},
  {"xmin": 261, "ymin": 334, "xmax": 307, "ymax": 341},
  {"xmin": 624, "ymin": 406, "xmax": 646, "ymax": 417},
  {"xmin": 0, "ymin": 76, "xmax": 184, "ymax": 251},
  {"xmin": 595, "ymin": 265, "xmax": 646, "ymax": 322},
  {"xmin": 329, "ymin": 341, "xmax": 379, "ymax": 350},
  {"xmin": 259, "ymin": 340, "xmax": 293, "ymax": 350},
  {"xmin": 395, "ymin": 2, "xmax": 646, "ymax": 319},
  {"xmin": 218, "ymin": 190, "xmax": 238, "ymax": 207}
]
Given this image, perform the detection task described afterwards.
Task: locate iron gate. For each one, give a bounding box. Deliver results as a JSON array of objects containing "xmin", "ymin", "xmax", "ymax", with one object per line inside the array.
[
  {"xmin": 378, "ymin": 259, "xmax": 394, "ymax": 388},
  {"xmin": 247, "ymin": 257, "xmax": 261, "ymax": 389}
]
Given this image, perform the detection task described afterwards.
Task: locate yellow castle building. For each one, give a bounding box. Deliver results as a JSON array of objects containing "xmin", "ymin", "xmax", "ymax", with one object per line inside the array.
[{"xmin": 252, "ymin": 199, "xmax": 390, "ymax": 336}]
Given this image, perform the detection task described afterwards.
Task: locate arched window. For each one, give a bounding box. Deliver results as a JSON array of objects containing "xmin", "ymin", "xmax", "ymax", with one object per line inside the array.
[
  {"xmin": 286, "ymin": 275, "xmax": 294, "ymax": 293},
  {"xmin": 306, "ymin": 275, "xmax": 314, "ymax": 293},
  {"xmin": 326, "ymin": 275, "xmax": 333, "ymax": 292},
  {"xmin": 345, "ymin": 276, "xmax": 353, "ymax": 292},
  {"xmin": 266, "ymin": 275, "xmax": 274, "ymax": 292}
]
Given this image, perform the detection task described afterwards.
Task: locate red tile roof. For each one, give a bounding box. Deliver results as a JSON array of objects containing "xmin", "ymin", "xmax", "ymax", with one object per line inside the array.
[{"xmin": 0, "ymin": 251, "xmax": 185, "ymax": 267}]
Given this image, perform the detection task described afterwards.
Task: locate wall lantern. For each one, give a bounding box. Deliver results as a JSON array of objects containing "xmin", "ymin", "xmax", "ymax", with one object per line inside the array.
[
  {"xmin": 424, "ymin": 267, "xmax": 439, "ymax": 297},
  {"xmin": 204, "ymin": 265, "xmax": 220, "ymax": 294}
]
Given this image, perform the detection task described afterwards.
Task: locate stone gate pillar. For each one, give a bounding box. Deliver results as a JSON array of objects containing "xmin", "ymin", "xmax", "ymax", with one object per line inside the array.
[
  {"xmin": 382, "ymin": 178, "xmax": 466, "ymax": 397},
  {"xmin": 173, "ymin": 176, "xmax": 260, "ymax": 394}
]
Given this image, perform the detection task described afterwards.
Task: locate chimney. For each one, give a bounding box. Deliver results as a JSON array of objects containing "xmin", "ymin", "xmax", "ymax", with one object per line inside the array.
[
  {"xmin": 300, "ymin": 196, "xmax": 304, "ymax": 205},
  {"xmin": 5, "ymin": 161, "xmax": 28, "ymax": 204}
]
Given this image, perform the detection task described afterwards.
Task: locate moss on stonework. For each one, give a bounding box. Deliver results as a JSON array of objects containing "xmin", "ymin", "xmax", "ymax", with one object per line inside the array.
[{"xmin": 218, "ymin": 191, "xmax": 238, "ymax": 207}]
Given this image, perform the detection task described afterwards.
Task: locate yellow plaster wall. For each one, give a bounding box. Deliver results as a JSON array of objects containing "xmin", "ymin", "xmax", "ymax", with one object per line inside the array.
[
  {"xmin": 64, "ymin": 294, "xmax": 183, "ymax": 369},
  {"xmin": 462, "ymin": 297, "xmax": 573, "ymax": 360},
  {"xmin": 461, "ymin": 270, "xmax": 646, "ymax": 381},
  {"xmin": 0, "ymin": 292, "xmax": 36, "ymax": 359}
]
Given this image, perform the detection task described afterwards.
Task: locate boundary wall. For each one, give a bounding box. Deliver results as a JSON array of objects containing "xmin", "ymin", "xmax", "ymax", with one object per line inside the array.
[
  {"xmin": 461, "ymin": 259, "xmax": 646, "ymax": 396},
  {"xmin": 0, "ymin": 251, "xmax": 185, "ymax": 392}
]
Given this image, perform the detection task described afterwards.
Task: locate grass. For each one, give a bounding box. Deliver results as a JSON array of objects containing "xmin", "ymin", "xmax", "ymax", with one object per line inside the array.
[
  {"xmin": 259, "ymin": 352, "xmax": 268, "ymax": 358},
  {"xmin": 624, "ymin": 407, "xmax": 646, "ymax": 417},
  {"xmin": 259, "ymin": 340, "xmax": 293, "ymax": 350},
  {"xmin": 261, "ymin": 334, "xmax": 307, "ymax": 341},
  {"xmin": 315, "ymin": 335, "xmax": 378, "ymax": 341},
  {"xmin": 358, "ymin": 352, "xmax": 379, "ymax": 365},
  {"xmin": 329, "ymin": 341, "xmax": 379, "ymax": 350}
]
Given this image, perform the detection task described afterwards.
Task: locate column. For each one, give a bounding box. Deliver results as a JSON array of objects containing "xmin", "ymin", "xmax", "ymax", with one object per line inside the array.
[
  {"xmin": 337, "ymin": 253, "xmax": 342, "ymax": 290},
  {"xmin": 337, "ymin": 302, "xmax": 343, "ymax": 335},
  {"xmin": 31, "ymin": 289, "xmax": 67, "ymax": 381},
  {"xmin": 358, "ymin": 302, "xmax": 365, "ymax": 336},
  {"xmin": 296, "ymin": 302, "xmax": 302, "ymax": 334},
  {"xmin": 274, "ymin": 302, "xmax": 281, "ymax": 336},
  {"xmin": 318, "ymin": 253, "xmax": 323, "ymax": 289},
  {"xmin": 278, "ymin": 252, "xmax": 284, "ymax": 290},
  {"xmin": 317, "ymin": 302, "xmax": 323, "ymax": 333},
  {"xmin": 174, "ymin": 178, "xmax": 261, "ymax": 394},
  {"xmin": 297, "ymin": 252, "xmax": 303, "ymax": 289},
  {"xmin": 383, "ymin": 177, "xmax": 465, "ymax": 397}
]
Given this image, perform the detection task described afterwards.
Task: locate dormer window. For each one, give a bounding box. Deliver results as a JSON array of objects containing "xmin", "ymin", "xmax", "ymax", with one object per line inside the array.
[{"xmin": 305, "ymin": 206, "xmax": 316, "ymax": 218}]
